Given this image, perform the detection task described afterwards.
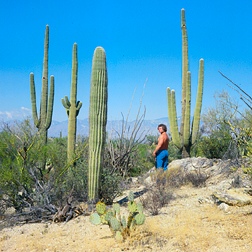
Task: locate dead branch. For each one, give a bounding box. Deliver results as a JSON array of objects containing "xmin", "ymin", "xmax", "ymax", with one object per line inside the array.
[{"xmin": 219, "ymin": 71, "xmax": 252, "ymax": 109}]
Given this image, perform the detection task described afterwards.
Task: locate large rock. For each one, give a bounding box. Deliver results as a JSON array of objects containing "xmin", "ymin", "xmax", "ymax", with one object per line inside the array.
[{"xmin": 212, "ymin": 188, "xmax": 252, "ymax": 206}]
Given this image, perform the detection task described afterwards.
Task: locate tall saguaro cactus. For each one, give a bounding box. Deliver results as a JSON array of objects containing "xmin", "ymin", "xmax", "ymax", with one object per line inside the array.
[
  {"xmin": 88, "ymin": 46, "xmax": 108, "ymax": 202},
  {"xmin": 62, "ymin": 43, "xmax": 82, "ymax": 162},
  {"xmin": 167, "ymin": 9, "xmax": 204, "ymax": 157},
  {"xmin": 30, "ymin": 25, "xmax": 54, "ymax": 145}
]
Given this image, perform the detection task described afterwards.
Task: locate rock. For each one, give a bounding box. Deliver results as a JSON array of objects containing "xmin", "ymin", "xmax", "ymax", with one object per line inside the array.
[
  {"xmin": 218, "ymin": 203, "xmax": 229, "ymax": 212},
  {"xmin": 212, "ymin": 188, "xmax": 252, "ymax": 206}
]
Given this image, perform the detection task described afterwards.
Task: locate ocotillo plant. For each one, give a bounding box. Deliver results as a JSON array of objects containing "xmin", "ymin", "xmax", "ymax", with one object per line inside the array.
[
  {"xmin": 88, "ymin": 46, "xmax": 108, "ymax": 202},
  {"xmin": 62, "ymin": 43, "xmax": 82, "ymax": 162},
  {"xmin": 30, "ymin": 25, "xmax": 54, "ymax": 146},
  {"xmin": 167, "ymin": 9, "xmax": 204, "ymax": 157}
]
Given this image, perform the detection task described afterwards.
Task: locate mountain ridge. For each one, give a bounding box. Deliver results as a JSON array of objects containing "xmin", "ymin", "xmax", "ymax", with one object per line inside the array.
[{"xmin": 0, "ymin": 117, "xmax": 171, "ymax": 138}]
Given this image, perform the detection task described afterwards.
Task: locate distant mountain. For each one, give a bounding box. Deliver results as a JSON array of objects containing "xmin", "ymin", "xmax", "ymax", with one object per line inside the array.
[
  {"xmin": 48, "ymin": 117, "xmax": 170, "ymax": 138},
  {"xmin": 0, "ymin": 113, "xmax": 173, "ymax": 138}
]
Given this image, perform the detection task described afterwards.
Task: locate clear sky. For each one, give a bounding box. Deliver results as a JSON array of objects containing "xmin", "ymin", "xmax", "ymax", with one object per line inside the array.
[{"xmin": 1, "ymin": 0, "xmax": 252, "ymax": 122}]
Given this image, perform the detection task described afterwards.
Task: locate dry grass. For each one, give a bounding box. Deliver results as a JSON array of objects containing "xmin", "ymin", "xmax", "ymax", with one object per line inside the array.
[
  {"xmin": 0, "ymin": 185, "xmax": 252, "ymax": 252},
  {"xmin": 144, "ymin": 204, "xmax": 252, "ymax": 252}
]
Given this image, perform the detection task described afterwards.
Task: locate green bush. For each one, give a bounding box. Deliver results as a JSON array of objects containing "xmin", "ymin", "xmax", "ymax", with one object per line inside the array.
[
  {"xmin": 192, "ymin": 131, "xmax": 232, "ymax": 159},
  {"xmin": 99, "ymin": 167, "xmax": 124, "ymax": 205},
  {"xmin": 0, "ymin": 120, "xmax": 90, "ymax": 214},
  {"xmin": 168, "ymin": 141, "xmax": 182, "ymax": 161}
]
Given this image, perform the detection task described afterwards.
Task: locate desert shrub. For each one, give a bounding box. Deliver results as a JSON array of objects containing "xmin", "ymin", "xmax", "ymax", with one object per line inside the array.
[
  {"xmin": 53, "ymin": 157, "xmax": 89, "ymax": 204},
  {"xmin": 140, "ymin": 169, "xmax": 175, "ymax": 215},
  {"xmin": 140, "ymin": 184, "xmax": 173, "ymax": 216},
  {"xmin": 185, "ymin": 169, "xmax": 209, "ymax": 187},
  {"xmin": 104, "ymin": 105, "xmax": 147, "ymax": 178},
  {"xmin": 240, "ymin": 141, "xmax": 252, "ymax": 185},
  {"xmin": 192, "ymin": 131, "xmax": 232, "ymax": 159},
  {"xmin": 50, "ymin": 136, "xmax": 90, "ymax": 204},
  {"xmin": 168, "ymin": 142, "xmax": 182, "ymax": 161},
  {"xmin": 99, "ymin": 166, "xmax": 124, "ymax": 205},
  {"xmin": 0, "ymin": 120, "xmax": 46, "ymax": 212},
  {"xmin": 145, "ymin": 134, "xmax": 158, "ymax": 145},
  {"xmin": 129, "ymin": 143, "xmax": 155, "ymax": 176},
  {"xmin": 165, "ymin": 167, "xmax": 187, "ymax": 188},
  {"xmin": 104, "ymin": 136, "xmax": 149, "ymax": 178},
  {"xmin": 0, "ymin": 120, "xmax": 90, "ymax": 214}
]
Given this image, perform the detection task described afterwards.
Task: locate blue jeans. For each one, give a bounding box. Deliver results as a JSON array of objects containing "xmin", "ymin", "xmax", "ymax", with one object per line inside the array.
[{"xmin": 155, "ymin": 149, "xmax": 169, "ymax": 171}]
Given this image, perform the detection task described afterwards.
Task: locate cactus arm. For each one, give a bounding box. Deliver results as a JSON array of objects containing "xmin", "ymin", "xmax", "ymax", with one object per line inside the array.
[
  {"xmin": 183, "ymin": 71, "xmax": 191, "ymax": 147},
  {"xmin": 191, "ymin": 59, "xmax": 204, "ymax": 144},
  {"xmin": 76, "ymin": 101, "xmax": 82, "ymax": 110},
  {"xmin": 61, "ymin": 96, "xmax": 71, "ymax": 110},
  {"xmin": 70, "ymin": 43, "xmax": 78, "ymax": 108},
  {"xmin": 167, "ymin": 87, "xmax": 173, "ymax": 134},
  {"xmin": 40, "ymin": 25, "xmax": 49, "ymax": 129},
  {"xmin": 43, "ymin": 25, "xmax": 49, "ymax": 86},
  {"xmin": 88, "ymin": 47, "xmax": 108, "ymax": 202},
  {"xmin": 168, "ymin": 88, "xmax": 181, "ymax": 149},
  {"xmin": 45, "ymin": 75, "xmax": 54, "ymax": 129},
  {"xmin": 76, "ymin": 101, "xmax": 82, "ymax": 117},
  {"xmin": 30, "ymin": 73, "xmax": 40, "ymax": 127},
  {"xmin": 171, "ymin": 90, "xmax": 181, "ymax": 148},
  {"xmin": 180, "ymin": 8, "xmax": 189, "ymax": 140}
]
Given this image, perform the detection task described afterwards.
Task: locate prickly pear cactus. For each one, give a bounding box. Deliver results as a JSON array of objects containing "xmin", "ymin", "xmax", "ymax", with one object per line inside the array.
[
  {"xmin": 109, "ymin": 217, "xmax": 121, "ymax": 231},
  {"xmin": 115, "ymin": 231, "xmax": 124, "ymax": 242},
  {"xmin": 90, "ymin": 212, "xmax": 101, "ymax": 225},
  {"xmin": 96, "ymin": 201, "xmax": 106, "ymax": 215},
  {"xmin": 134, "ymin": 213, "xmax": 145, "ymax": 225},
  {"xmin": 128, "ymin": 201, "xmax": 137, "ymax": 213},
  {"xmin": 89, "ymin": 192, "xmax": 145, "ymax": 242},
  {"xmin": 128, "ymin": 191, "xmax": 134, "ymax": 202}
]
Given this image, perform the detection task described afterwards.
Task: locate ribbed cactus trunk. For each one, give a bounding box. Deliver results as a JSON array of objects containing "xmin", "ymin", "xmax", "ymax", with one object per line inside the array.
[
  {"xmin": 30, "ymin": 25, "xmax": 54, "ymax": 146},
  {"xmin": 191, "ymin": 59, "xmax": 204, "ymax": 144},
  {"xmin": 180, "ymin": 8, "xmax": 189, "ymax": 149},
  {"xmin": 167, "ymin": 9, "xmax": 204, "ymax": 158},
  {"xmin": 88, "ymin": 47, "xmax": 108, "ymax": 202},
  {"xmin": 62, "ymin": 43, "xmax": 82, "ymax": 163}
]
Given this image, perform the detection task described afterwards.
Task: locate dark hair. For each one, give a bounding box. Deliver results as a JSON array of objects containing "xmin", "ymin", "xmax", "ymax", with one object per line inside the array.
[{"xmin": 158, "ymin": 124, "xmax": 167, "ymax": 132}]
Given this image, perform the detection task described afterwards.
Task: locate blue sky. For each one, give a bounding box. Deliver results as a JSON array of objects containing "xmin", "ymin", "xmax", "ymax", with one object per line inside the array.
[{"xmin": 1, "ymin": 0, "xmax": 252, "ymax": 122}]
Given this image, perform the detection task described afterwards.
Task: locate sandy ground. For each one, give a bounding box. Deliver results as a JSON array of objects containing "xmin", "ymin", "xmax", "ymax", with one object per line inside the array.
[{"xmin": 0, "ymin": 185, "xmax": 252, "ymax": 252}]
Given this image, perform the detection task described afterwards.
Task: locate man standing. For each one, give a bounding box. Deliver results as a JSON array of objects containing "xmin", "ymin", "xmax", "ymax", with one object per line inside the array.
[{"xmin": 152, "ymin": 124, "xmax": 169, "ymax": 171}]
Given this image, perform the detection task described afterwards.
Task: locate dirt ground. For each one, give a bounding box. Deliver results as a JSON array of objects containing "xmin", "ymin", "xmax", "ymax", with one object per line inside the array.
[{"xmin": 0, "ymin": 185, "xmax": 252, "ymax": 252}]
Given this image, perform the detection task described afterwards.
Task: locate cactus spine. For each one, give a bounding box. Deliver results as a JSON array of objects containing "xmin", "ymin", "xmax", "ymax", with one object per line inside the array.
[
  {"xmin": 88, "ymin": 46, "xmax": 108, "ymax": 202},
  {"xmin": 62, "ymin": 43, "xmax": 82, "ymax": 162},
  {"xmin": 30, "ymin": 25, "xmax": 54, "ymax": 145},
  {"xmin": 167, "ymin": 9, "xmax": 204, "ymax": 157}
]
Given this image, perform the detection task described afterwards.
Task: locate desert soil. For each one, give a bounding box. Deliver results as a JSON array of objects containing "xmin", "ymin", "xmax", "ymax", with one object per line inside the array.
[{"xmin": 0, "ymin": 185, "xmax": 252, "ymax": 252}]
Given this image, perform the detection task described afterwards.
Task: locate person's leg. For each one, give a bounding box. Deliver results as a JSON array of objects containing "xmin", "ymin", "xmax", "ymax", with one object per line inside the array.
[
  {"xmin": 159, "ymin": 150, "xmax": 168, "ymax": 171},
  {"xmin": 163, "ymin": 150, "xmax": 169, "ymax": 171},
  {"xmin": 155, "ymin": 150, "xmax": 163, "ymax": 169}
]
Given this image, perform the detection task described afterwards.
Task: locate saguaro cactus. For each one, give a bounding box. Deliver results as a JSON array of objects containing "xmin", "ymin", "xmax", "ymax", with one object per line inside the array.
[
  {"xmin": 167, "ymin": 9, "xmax": 204, "ymax": 157},
  {"xmin": 30, "ymin": 25, "xmax": 54, "ymax": 145},
  {"xmin": 88, "ymin": 46, "xmax": 108, "ymax": 202},
  {"xmin": 62, "ymin": 43, "xmax": 82, "ymax": 162}
]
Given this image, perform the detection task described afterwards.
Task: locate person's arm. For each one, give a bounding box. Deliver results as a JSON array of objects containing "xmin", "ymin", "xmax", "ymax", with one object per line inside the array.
[{"xmin": 152, "ymin": 135, "xmax": 164, "ymax": 156}]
